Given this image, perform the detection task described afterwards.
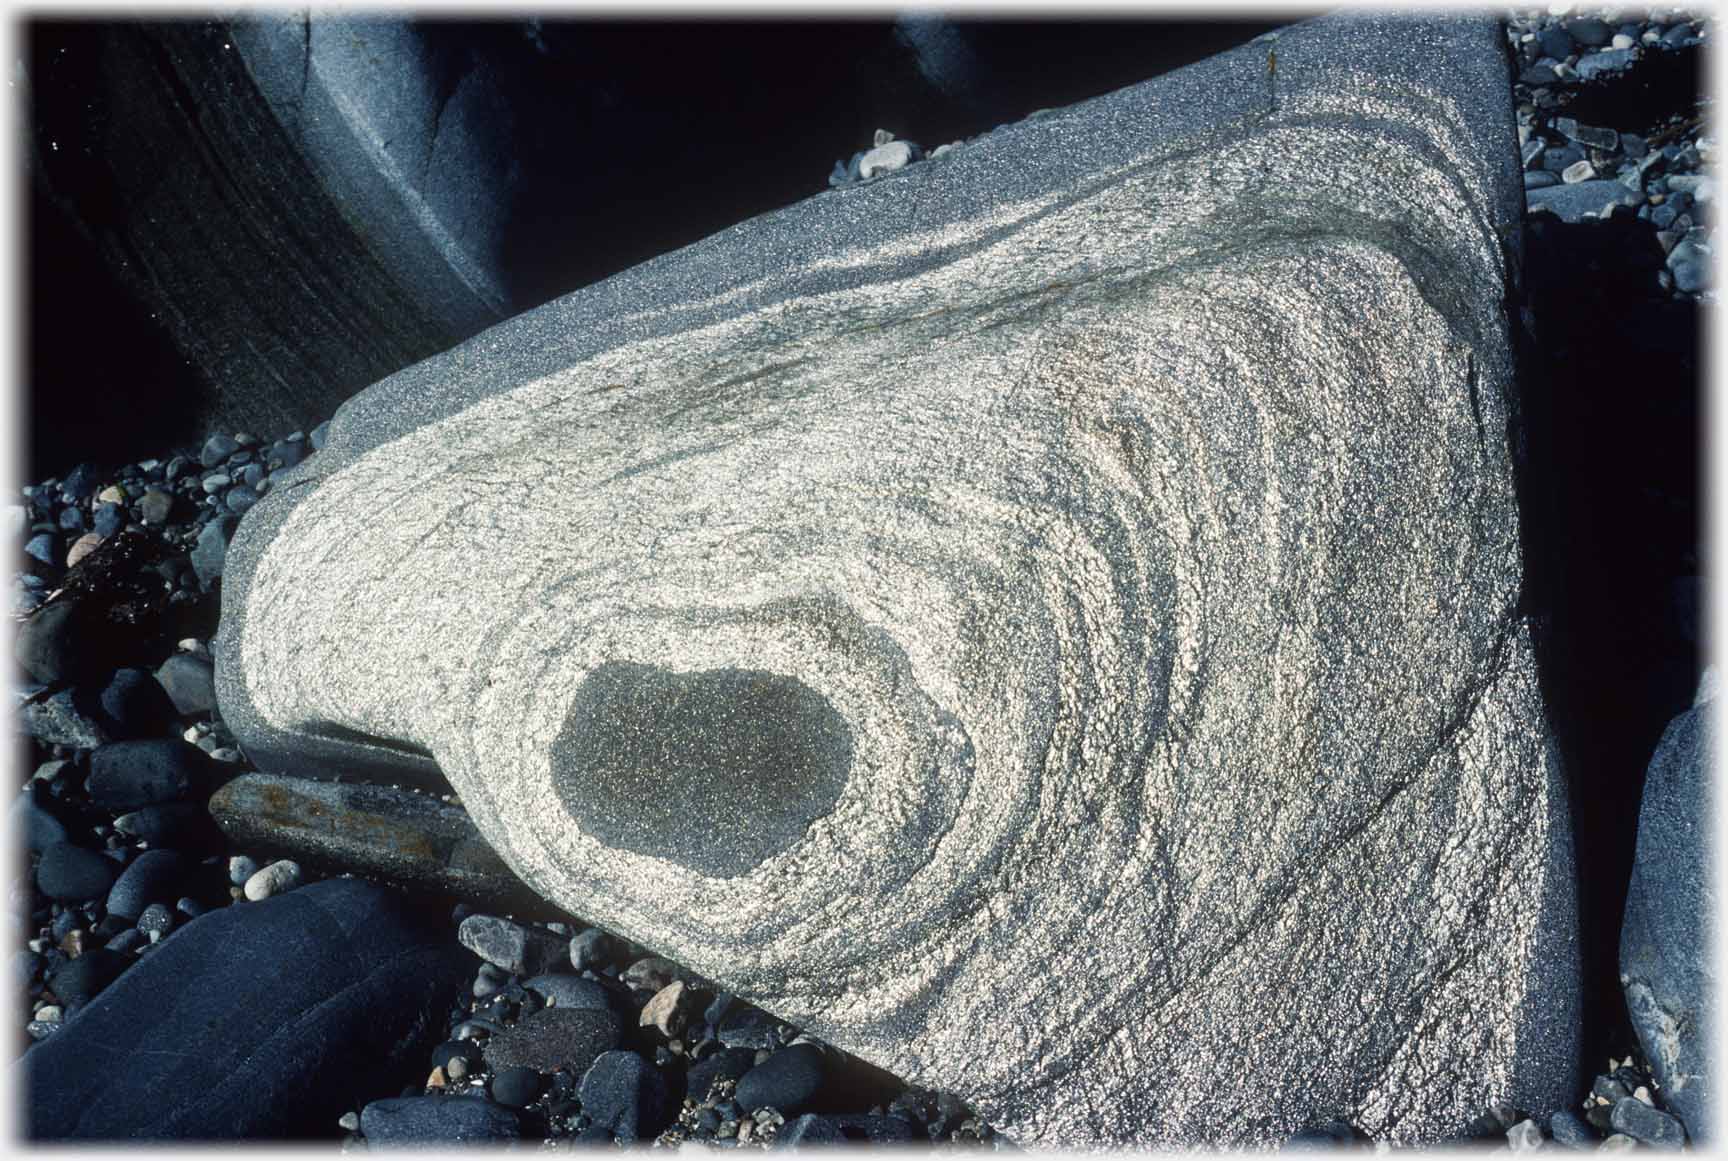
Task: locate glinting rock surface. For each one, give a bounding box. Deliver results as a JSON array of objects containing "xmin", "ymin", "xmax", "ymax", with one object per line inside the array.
[{"xmin": 218, "ymin": 13, "xmax": 1579, "ymax": 1148}]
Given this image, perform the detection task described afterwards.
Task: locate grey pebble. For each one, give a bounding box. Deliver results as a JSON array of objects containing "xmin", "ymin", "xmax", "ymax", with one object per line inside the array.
[
  {"xmin": 24, "ymin": 533, "xmax": 58, "ymax": 566},
  {"xmin": 136, "ymin": 902, "xmax": 175, "ymax": 939},
  {"xmin": 93, "ymin": 503, "xmax": 124, "ymax": 538},
  {"xmin": 1609, "ymin": 1096, "xmax": 1685, "ymax": 1147},
  {"xmin": 105, "ymin": 927, "xmax": 147, "ymax": 954},
  {"xmin": 1667, "ymin": 239, "xmax": 1709, "ymax": 293},
  {"xmin": 139, "ymin": 490, "xmax": 174, "ymax": 525},
  {"xmin": 459, "ymin": 914, "xmax": 567, "ymax": 976},
  {"xmin": 200, "ymin": 435, "xmax": 240, "ymax": 468},
  {"xmin": 569, "ymin": 928, "xmax": 613, "ymax": 972},
  {"xmin": 1574, "ymin": 48, "xmax": 1637, "ymax": 80}
]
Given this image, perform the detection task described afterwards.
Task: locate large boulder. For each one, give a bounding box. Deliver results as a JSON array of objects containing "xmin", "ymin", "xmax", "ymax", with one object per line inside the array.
[
  {"xmin": 23, "ymin": 878, "xmax": 473, "ymax": 1139},
  {"xmin": 217, "ymin": 13, "xmax": 1578, "ymax": 1148},
  {"xmin": 1620, "ymin": 679, "xmax": 1715, "ymax": 1144}
]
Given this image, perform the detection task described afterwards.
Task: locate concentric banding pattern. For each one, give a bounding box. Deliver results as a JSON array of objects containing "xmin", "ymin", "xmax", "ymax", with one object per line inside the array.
[{"xmin": 239, "ymin": 60, "xmax": 1568, "ymax": 1147}]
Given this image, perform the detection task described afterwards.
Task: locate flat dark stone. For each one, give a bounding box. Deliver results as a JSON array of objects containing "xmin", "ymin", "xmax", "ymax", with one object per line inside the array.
[
  {"xmin": 105, "ymin": 850, "xmax": 193, "ymax": 921},
  {"xmin": 686, "ymin": 1046, "xmax": 758, "ymax": 1101},
  {"xmin": 24, "ymin": 878, "xmax": 472, "ymax": 1139},
  {"xmin": 480, "ymin": 1007, "xmax": 624, "ymax": 1076},
  {"xmin": 154, "ymin": 653, "xmax": 217, "ymax": 718},
  {"xmin": 735, "ymin": 1044, "xmax": 825, "ymax": 1115},
  {"xmin": 206, "ymin": 772, "xmax": 526, "ymax": 903},
  {"xmin": 359, "ymin": 1095, "xmax": 521, "ymax": 1143},
  {"xmin": 578, "ymin": 1050, "xmax": 671, "ymax": 1144},
  {"xmin": 86, "ymin": 740, "xmax": 208, "ymax": 810}
]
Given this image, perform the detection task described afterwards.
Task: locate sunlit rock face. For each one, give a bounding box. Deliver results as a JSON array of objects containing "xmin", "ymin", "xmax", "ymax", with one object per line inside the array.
[{"xmin": 218, "ymin": 13, "xmax": 1579, "ymax": 1148}]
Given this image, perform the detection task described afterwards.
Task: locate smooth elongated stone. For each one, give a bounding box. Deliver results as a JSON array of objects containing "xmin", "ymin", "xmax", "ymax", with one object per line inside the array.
[
  {"xmin": 206, "ymin": 771, "xmax": 528, "ymax": 905},
  {"xmin": 218, "ymin": 13, "xmax": 1578, "ymax": 1148}
]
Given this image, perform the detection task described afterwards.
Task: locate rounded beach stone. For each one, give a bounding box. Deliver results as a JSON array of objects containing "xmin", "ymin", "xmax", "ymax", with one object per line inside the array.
[
  {"xmin": 480, "ymin": 1006, "xmax": 623, "ymax": 1075},
  {"xmin": 579, "ymin": 1050, "xmax": 671, "ymax": 1143},
  {"xmin": 36, "ymin": 842, "xmax": 118, "ymax": 903},
  {"xmin": 735, "ymin": 1044, "xmax": 825, "ymax": 1115}
]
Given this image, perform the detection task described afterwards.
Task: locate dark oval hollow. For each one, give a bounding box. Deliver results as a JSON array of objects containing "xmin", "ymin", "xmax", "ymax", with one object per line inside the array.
[{"xmin": 550, "ymin": 662, "xmax": 854, "ymax": 878}]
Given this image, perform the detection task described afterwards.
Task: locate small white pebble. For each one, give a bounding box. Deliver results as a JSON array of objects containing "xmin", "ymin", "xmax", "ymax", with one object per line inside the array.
[
  {"xmin": 337, "ymin": 1111, "xmax": 360, "ymax": 1132},
  {"xmin": 177, "ymin": 637, "xmax": 204, "ymax": 653},
  {"xmin": 1507, "ymin": 1118, "xmax": 1545, "ymax": 1152},
  {"xmin": 208, "ymin": 747, "xmax": 242, "ymax": 763},
  {"xmin": 447, "ymin": 1057, "xmax": 468, "ymax": 1082},
  {"xmin": 244, "ymin": 859, "xmax": 302, "ymax": 901},
  {"xmin": 1611, "ymin": 33, "xmax": 1636, "ymax": 48},
  {"xmin": 1633, "ymin": 1085, "xmax": 1653, "ymax": 1105},
  {"xmin": 35, "ymin": 1005, "xmax": 62, "ymax": 1022},
  {"xmin": 858, "ymin": 139, "xmax": 914, "ymax": 180},
  {"xmin": 1521, "ymin": 31, "xmax": 1537, "ymax": 42}
]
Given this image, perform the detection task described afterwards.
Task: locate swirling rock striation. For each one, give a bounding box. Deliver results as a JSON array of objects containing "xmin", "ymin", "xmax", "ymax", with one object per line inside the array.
[{"xmin": 218, "ymin": 13, "xmax": 1579, "ymax": 1148}]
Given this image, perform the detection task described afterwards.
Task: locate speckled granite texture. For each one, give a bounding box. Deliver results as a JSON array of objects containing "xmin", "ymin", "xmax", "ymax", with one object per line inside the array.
[{"xmin": 217, "ymin": 12, "xmax": 1580, "ymax": 1147}]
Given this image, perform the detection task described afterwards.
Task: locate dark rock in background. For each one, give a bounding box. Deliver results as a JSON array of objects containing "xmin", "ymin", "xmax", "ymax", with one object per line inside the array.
[
  {"xmin": 22, "ymin": 15, "xmax": 1280, "ymax": 480},
  {"xmin": 24, "ymin": 878, "xmax": 472, "ymax": 1139},
  {"xmin": 1619, "ymin": 691, "xmax": 1713, "ymax": 1144},
  {"xmin": 35, "ymin": 840, "xmax": 117, "ymax": 902},
  {"xmin": 23, "ymin": 19, "xmax": 514, "ymax": 474}
]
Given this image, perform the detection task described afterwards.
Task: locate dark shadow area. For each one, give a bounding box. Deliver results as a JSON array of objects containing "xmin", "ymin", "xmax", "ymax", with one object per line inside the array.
[
  {"xmin": 24, "ymin": 16, "xmax": 1286, "ymax": 479},
  {"xmin": 1515, "ymin": 206, "xmax": 1702, "ymax": 1076},
  {"xmin": 1553, "ymin": 43, "xmax": 1703, "ymax": 130},
  {"xmin": 26, "ymin": 179, "xmax": 210, "ymax": 484},
  {"xmin": 486, "ymin": 19, "xmax": 1288, "ymax": 311}
]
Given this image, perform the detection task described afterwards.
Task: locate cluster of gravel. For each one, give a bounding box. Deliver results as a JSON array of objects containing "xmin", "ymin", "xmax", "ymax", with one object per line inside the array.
[
  {"xmin": 1506, "ymin": 6, "xmax": 1711, "ymax": 297},
  {"xmin": 330, "ymin": 908, "xmax": 999, "ymax": 1148}
]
